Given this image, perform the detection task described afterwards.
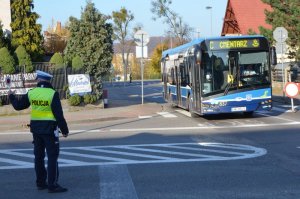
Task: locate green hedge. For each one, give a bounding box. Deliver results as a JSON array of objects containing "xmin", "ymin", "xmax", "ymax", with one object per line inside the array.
[
  {"xmin": 68, "ymin": 94, "xmax": 81, "ymax": 106},
  {"xmin": 50, "ymin": 52, "xmax": 64, "ymax": 68}
]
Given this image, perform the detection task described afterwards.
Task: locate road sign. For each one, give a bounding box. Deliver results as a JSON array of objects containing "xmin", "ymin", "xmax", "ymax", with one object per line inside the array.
[
  {"xmin": 273, "ymin": 27, "xmax": 288, "ymax": 43},
  {"xmin": 275, "ymin": 42, "xmax": 287, "ymax": 54},
  {"xmin": 134, "ymin": 30, "xmax": 149, "ymax": 46},
  {"xmin": 284, "ymin": 82, "xmax": 299, "ymax": 98},
  {"xmin": 136, "ymin": 46, "xmax": 148, "ymax": 58}
]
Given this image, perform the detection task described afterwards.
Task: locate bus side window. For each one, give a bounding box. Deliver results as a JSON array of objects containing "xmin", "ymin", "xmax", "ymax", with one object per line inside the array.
[
  {"xmin": 171, "ymin": 68, "xmax": 175, "ymax": 85},
  {"xmin": 180, "ymin": 64, "xmax": 187, "ymax": 86}
]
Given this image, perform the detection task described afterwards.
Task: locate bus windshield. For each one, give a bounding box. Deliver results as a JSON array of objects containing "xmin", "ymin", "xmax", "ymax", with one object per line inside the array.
[{"xmin": 201, "ymin": 50, "xmax": 270, "ymax": 96}]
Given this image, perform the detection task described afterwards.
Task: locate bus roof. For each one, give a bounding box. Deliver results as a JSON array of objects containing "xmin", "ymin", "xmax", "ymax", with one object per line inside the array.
[{"xmin": 161, "ymin": 35, "xmax": 266, "ymax": 58}]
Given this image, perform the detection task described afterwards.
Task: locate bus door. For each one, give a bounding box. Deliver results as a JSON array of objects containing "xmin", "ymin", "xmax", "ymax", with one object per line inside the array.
[
  {"xmin": 161, "ymin": 61, "xmax": 168, "ymax": 100},
  {"xmin": 191, "ymin": 56, "xmax": 201, "ymax": 112},
  {"xmin": 175, "ymin": 60, "xmax": 181, "ymax": 105}
]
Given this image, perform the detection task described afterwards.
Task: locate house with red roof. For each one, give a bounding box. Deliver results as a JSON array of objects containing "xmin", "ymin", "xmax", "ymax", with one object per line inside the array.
[{"xmin": 221, "ymin": 0, "xmax": 272, "ymax": 36}]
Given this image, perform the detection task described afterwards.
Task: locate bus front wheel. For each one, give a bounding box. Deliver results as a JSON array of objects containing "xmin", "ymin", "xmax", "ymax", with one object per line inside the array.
[{"xmin": 243, "ymin": 111, "xmax": 254, "ymax": 117}]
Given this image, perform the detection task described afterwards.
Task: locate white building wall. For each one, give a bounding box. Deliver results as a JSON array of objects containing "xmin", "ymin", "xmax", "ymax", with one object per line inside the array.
[{"xmin": 0, "ymin": 0, "xmax": 12, "ymax": 34}]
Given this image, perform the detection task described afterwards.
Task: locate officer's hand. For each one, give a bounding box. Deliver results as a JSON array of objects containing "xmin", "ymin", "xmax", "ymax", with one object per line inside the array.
[{"xmin": 62, "ymin": 133, "xmax": 68, "ymax": 138}]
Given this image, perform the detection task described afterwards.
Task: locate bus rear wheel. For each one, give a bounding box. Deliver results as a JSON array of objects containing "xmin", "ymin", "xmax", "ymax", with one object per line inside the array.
[{"xmin": 188, "ymin": 96, "xmax": 198, "ymax": 118}]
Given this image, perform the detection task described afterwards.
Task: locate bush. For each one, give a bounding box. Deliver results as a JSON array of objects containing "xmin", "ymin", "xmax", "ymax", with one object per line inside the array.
[
  {"xmin": 83, "ymin": 94, "xmax": 98, "ymax": 104},
  {"xmin": 14, "ymin": 45, "xmax": 33, "ymax": 72},
  {"xmin": 0, "ymin": 47, "xmax": 15, "ymax": 74},
  {"xmin": 91, "ymin": 94, "xmax": 97, "ymax": 103},
  {"xmin": 0, "ymin": 98, "xmax": 2, "ymax": 106},
  {"xmin": 68, "ymin": 94, "xmax": 81, "ymax": 106},
  {"xmin": 50, "ymin": 52, "xmax": 64, "ymax": 68},
  {"xmin": 83, "ymin": 94, "xmax": 91, "ymax": 104},
  {"xmin": 72, "ymin": 55, "xmax": 84, "ymax": 70}
]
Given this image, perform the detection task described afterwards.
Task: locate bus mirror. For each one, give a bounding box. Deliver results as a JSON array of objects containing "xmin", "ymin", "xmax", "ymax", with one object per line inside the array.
[
  {"xmin": 271, "ymin": 46, "xmax": 277, "ymax": 66},
  {"xmin": 196, "ymin": 51, "xmax": 201, "ymax": 64}
]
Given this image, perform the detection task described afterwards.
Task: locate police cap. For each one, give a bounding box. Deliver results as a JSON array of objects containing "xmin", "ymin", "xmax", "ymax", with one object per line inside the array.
[{"xmin": 36, "ymin": 70, "xmax": 53, "ymax": 81}]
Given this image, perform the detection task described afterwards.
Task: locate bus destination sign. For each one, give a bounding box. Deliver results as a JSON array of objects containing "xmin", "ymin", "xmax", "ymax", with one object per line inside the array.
[{"xmin": 209, "ymin": 39, "xmax": 260, "ymax": 50}]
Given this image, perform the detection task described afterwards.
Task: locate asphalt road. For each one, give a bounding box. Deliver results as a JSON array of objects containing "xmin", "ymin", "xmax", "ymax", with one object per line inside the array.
[{"xmin": 1, "ymin": 80, "xmax": 300, "ymax": 199}]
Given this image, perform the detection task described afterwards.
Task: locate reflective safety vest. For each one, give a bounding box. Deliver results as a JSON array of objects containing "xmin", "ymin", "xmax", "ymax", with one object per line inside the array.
[{"xmin": 28, "ymin": 88, "xmax": 56, "ymax": 121}]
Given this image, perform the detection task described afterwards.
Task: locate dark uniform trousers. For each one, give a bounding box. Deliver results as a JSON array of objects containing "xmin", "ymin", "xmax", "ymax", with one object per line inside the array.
[{"xmin": 33, "ymin": 133, "xmax": 59, "ymax": 189}]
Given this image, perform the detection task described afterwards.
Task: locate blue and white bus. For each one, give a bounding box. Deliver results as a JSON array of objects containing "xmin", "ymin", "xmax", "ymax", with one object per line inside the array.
[{"xmin": 161, "ymin": 35, "xmax": 276, "ymax": 116}]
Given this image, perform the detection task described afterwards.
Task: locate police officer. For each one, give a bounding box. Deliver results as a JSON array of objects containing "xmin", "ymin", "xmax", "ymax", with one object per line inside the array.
[{"xmin": 8, "ymin": 70, "xmax": 69, "ymax": 193}]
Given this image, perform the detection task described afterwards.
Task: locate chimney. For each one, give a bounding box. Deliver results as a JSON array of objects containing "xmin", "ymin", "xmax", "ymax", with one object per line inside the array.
[{"xmin": 56, "ymin": 21, "xmax": 62, "ymax": 34}]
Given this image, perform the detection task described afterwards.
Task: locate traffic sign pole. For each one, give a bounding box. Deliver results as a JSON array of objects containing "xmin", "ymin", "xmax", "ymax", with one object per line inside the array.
[
  {"xmin": 141, "ymin": 34, "xmax": 144, "ymax": 105},
  {"xmin": 134, "ymin": 30, "xmax": 149, "ymax": 105},
  {"xmin": 284, "ymin": 82, "xmax": 298, "ymax": 112},
  {"xmin": 273, "ymin": 27, "xmax": 288, "ymax": 99}
]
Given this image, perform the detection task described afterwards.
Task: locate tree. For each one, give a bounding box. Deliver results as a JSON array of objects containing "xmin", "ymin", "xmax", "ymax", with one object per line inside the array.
[
  {"xmin": 72, "ymin": 55, "xmax": 83, "ymax": 70},
  {"xmin": 149, "ymin": 42, "xmax": 168, "ymax": 74},
  {"xmin": 0, "ymin": 47, "xmax": 15, "ymax": 74},
  {"xmin": 112, "ymin": 7, "xmax": 134, "ymax": 81},
  {"xmin": 64, "ymin": 1, "xmax": 113, "ymax": 89},
  {"xmin": 0, "ymin": 22, "xmax": 6, "ymax": 48},
  {"xmin": 260, "ymin": 0, "xmax": 300, "ymax": 61},
  {"xmin": 0, "ymin": 21, "xmax": 11, "ymax": 50},
  {"xmin": 10, "ymin": 0, "xmax": 44, "ymax": 61},
  {"xmin": 14, "ymin": 45, "xmax": 33, "ymax": 72},
  {"xmin": 151, "ymin": 0, "xmax": 193, "ymax": 44},
  {"xmin": 50, "ymin": 52, "xmax": 64, "ymax": 68}
]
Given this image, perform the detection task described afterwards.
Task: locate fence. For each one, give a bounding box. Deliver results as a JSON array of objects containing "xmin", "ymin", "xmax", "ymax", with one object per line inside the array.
[
  {"xmin": 0, "ymin": 63, "xmax": 89, "ymax": 105},
  {"xmin": 271, "ymin": 67, "xmax": 300, "ymax": 83},
  {"xmin": 34, "ymin": 63, "xmax": 87, "ymax": 98}
]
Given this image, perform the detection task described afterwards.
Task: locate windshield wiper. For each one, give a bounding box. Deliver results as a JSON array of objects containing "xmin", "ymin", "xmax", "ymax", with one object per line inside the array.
[{"xmin": 224, "ymin": 73, "xmax": 238, "ymax": 95}]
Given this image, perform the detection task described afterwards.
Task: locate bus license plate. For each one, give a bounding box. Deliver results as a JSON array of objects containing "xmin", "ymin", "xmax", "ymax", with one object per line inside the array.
[{"xmin": 231, "ymin": 107, "xmax": 246, "ymax": 112}]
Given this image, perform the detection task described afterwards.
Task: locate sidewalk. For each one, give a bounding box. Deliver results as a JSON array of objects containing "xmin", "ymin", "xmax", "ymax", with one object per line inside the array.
[{"xmin": 0, "ymin": 100, "xmax": 164, "ymax": 132}]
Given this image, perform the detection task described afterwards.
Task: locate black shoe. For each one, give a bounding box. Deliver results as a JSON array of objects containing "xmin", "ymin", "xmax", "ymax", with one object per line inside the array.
[
  {"xmin": 37, "ymin": 184, "xmax": 48, "ymax": 190},
  {"xmin": 48, "ymin": 185, "xmax": 68, "ymax": 193}
]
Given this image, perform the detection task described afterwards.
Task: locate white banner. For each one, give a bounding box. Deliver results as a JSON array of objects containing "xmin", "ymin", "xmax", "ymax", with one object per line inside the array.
[
  {"xmin": 0, "ymin": 73, "xmax": 37, "ymax": 96},
  {"xmin": 68, "ymin": 74, "xmax": 92, "ymax": 95}
]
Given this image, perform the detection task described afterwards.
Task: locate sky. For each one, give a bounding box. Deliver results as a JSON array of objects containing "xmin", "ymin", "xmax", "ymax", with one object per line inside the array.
[{"xmin": 34, "ymin": 0, "xmax": 228, "ymax": 38}]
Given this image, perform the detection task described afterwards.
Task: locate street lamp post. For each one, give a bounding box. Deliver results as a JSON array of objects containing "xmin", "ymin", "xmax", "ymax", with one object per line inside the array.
[
  {"xmin": 196, "ymin": 28, "xmax": 201, "ymax": 38},
  {"xmin": 167, "ymin": 31, "xmax": 173, "ymax": 48},
  {"xmin": 206, "ymin": 6, "xmax": 213, "ymax": 36}
]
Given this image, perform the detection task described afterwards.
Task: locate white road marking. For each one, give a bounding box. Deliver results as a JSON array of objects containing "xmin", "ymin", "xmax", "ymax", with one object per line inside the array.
[
  {"xmin": 280, "ymin": 105, "xmax": 299, "ymax": 108},
  {"xmin": 257, "ymin": 112, "xmax": 299, "ymax": 122},
  {"xmin": 175, "ymin": 109, "xmax": 191, "ymax": 117},
  {"xmin": 0, "ymin": 150, "xmax": 84, "ymax": 165},
  {"xmin": 0, "ymin": 142, "xmax": 266, "ymax": 170},
  {"xmin": 1, "ymin": 119, "xmax": 300, "ymax": 136},
  {"xmin": 129, "ymin": 94, "xmax": 139, "ymax": 97},
  {"xmin": 0, "ymin": 131, "xmax": 30, "ymax": 135},
  {"xmin": 99, "ymin": 165, "xmax": 138, "ymax": 199},
  {"xmin": 0, "ymin": 157, "xmax": 33, "ymax": 167},
  {"xmin": 80, "ymin": 147, "xmax": 178, "ymax": 160},
  {"xmin": 151, "ymin": 96, "xmax": 161, "ymax": 99},
  {"xmin": 138, "ymin": 115, "xmax": 153, "ymax": 119},
  {"xmin": 157, "ymin": 112, "xmax": 177, "ymax": 118},
  {"xmin": 109, "ymin": 121, "xmax": 300, "ymax": 132},
  {"xmin": 114, "ymin": 145, "xmax": 221, "ymax": 159}
]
